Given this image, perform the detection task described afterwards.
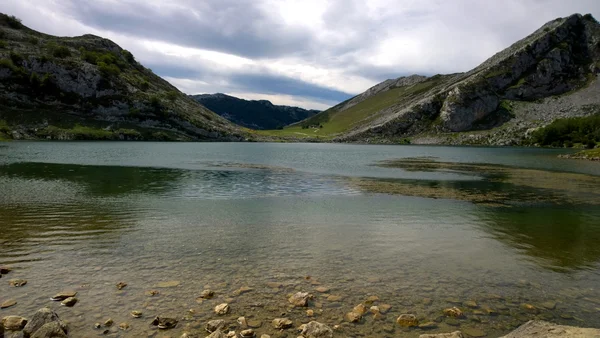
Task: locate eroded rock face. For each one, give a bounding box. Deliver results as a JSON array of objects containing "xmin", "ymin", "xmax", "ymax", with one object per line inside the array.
[{"xmin": 301, "ymin": 321, "xmax": 333, "ymax": 338}]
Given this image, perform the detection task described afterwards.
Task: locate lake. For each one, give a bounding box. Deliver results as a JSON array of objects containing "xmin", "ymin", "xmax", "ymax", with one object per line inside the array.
[{"xmin": 1, "ymin": 142, "xmax": 600, "ymax": 337}]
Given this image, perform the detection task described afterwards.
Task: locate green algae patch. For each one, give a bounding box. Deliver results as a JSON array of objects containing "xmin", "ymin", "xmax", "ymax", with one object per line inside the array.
[{"xmin": 352, "ymin": 158, "xmax": 600, "ymax": 205}]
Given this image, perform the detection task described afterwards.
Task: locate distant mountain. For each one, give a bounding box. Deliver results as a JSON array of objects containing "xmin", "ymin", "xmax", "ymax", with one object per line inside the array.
[
  {"xmin": 191, "ymin": 93, "xmax": 319, "ymax": 130},
  {"xmin": 287, "ymin": 13, "xmax": 600, "ymax": 146},
  {"xmin": 0, "ymin": 13, "xmax": 245, "ymax": 141}
]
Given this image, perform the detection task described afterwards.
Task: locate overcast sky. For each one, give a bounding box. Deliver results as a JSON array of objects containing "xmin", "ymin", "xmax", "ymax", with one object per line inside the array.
[{"xmin": 4, "ymin": 1, "xmax": 600, "ymax": 109}]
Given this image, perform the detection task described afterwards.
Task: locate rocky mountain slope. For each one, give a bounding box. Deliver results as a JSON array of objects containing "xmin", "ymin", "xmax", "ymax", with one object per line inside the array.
[
  {"xmin": 0, "ymin": 13, "xmax": 245, "ymax": 141},
  {"xmin": 289, "ymin": 13, "xmax": 600, "ymax": 145},
  {"xmin": 190, "ymin": 93, "xmax": 319, "ymax": 130}
]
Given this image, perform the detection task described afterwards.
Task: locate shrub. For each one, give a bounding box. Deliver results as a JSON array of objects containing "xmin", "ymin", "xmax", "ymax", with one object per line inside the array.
[
  {"xmin": 532, "ymin": 113, "xmax": 600, "ymax": 147},
  {"xmin": 52, "ymin": 45, "xmax": 71, "ymax": 58},
  {"xmin": 0, "ymin": 40, "xmax": 6, "ymax": 48},
  {"xmin": 4, "ymin": 15, "xmax": 23, "ymax": 29},
  {"xmin": 165, "ymin": 90, "xmax": 178, "ymax": 101},
  {"xmin": 140, "ymin": 80, "xmax": 150, "ymax": 91},
  {"xmin": 0, "ymin": 58, "xmax": 17, "ymax": 71},
  {"xmin": 97, "ymin": 61, "xmax": 120, "ymax": 77},
  {"xmin": 9, "ymin": 51, "xmax": 23, "ymax": 65},
  {"xmin": 27, "ymin": 36, "xmax": 39, "ymax": 45},
  {"xmin": 29, "ymin": 72, "xmax": 40, "ymax": 87},
  {"xmin": 121, "ymin": 50, "xmax": 135, "ymax": 63},
  {"xmin": 150, "ymin": 96, "xmax": 162, "ymax": 110}
]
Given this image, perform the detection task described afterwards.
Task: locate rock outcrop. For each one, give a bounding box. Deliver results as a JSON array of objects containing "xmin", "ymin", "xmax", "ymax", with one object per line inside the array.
[
  {"xmin": 294, "ymin": 13, "xmax": 600, "ymax": 146},
  {"xmin": 0, "ymin": 13, "xmax": 245, "ymax": 141},
  {"xmin": 501, "ymin": 320, "xmax": 600, "ymax": 338}
]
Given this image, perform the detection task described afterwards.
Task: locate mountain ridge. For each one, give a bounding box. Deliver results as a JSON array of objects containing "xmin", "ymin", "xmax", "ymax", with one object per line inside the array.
[
  {"xmin": 0, "ymin": 13, "xmax": 246, "ymax": 141},
  {"xmin": 191, "ymin": 93, "xmax": 319, "ymax": 130},
  {"xmin": 271, "ymin": 13, "xmax": 600, "ymax": 146}
]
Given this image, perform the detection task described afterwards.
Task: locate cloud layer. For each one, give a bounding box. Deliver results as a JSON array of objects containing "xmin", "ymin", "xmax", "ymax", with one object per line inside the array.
[{"xmin": 4, "ymin": 0, "xmax": 600, "ymax": 109}]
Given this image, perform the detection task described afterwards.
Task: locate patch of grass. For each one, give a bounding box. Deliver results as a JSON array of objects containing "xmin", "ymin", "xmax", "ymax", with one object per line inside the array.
[
  {"xmin": 0, "ymin": 40, "xmax": 6, "ymax": 49},
  {"xmin": 97, "ymin": 62, "xmax": 121, "ymax": 77},
  {"xmin": 532, "ymin": 113, "xmax": 600, "ymax": 147},
  {"xmin": 485, "ymin": 69, "xmax": 511, "ymax": 79}
]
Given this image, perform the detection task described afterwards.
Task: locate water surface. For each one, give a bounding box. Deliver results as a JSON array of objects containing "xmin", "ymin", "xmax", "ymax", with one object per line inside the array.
[{"xmin": 1, "ymin": 142, "xmax": 599, "ymax": 337}]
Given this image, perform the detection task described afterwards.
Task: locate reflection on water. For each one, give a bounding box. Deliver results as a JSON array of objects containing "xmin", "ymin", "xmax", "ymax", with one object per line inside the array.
[
  {"xmin": 0, "ymin": 143, "xmax": 600, "ymax": 337},
  {"xmin": 479, "ymin": 207, "xmax": 600, "ymax": 272}
]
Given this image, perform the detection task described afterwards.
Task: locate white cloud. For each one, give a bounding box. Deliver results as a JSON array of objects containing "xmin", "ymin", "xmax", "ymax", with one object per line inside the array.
[{"xmin": 3, "ymin": 0, "xmax": 600, "ymax": 110}]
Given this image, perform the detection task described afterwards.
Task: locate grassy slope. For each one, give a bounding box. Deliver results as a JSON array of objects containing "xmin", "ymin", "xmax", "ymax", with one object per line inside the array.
[{"xmin": 255, "ymin": 77, "xmax": 444, "ymax": 140}]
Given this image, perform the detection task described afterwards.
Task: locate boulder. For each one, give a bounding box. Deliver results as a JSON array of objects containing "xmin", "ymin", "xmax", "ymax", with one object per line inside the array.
[
  {"xmin": 30, "ymin": 322, "xmax": 68, "ymax": 338},
  {"xmin": 23, "ymin": 308, "xmax": 66, "ymax": 337},
  {"xmin": 301, "ymin": 321, "xmax": 333, "ymax": 338},
  {"xmin": 2, "ymin": 316, "xmax": 28, "ymax": 331},
  {"xmin": 500, "ymin": 320, "xmax": 600, "ymax": 338}
]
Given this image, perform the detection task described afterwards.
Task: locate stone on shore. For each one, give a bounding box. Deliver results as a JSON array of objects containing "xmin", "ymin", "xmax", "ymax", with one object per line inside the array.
[
  {"xmin": 240, "ymin": 328, "xmax": 255, "ymax": 337},
  {"xmin": 272, "ymin": 318, "xmax": 293, "ymax": 329},
  {"xmin": 288, "ymin": 292, "xmax": 311, "ymax": 307},
  {"xmin": 215, "ymin": 303, "xmax": 230, "ymax": 315},
  {"xmin": 419, "ymin": 331, "xmax": 464, "ymax": 338},
  {"xmin": 2, "ymin": 316, "xmax": 28, "ymax": 331},
  {"xmin": 396, "ymin": 314, "xmax": 419, "ymax": 327},
  {"xmin": 23, "ymin": 308, "xmax": 67, "ymax": 337},
  {"xmin": 500, "ymin": 320, "xmax": 600, "ymax": 337},
  {"xmin": 301, "ymin": 321, "xmax": 333, "ymax": 338},
  {"xmin": 0, "ymin": 299, "xmax": 17, "ymax": 309}
]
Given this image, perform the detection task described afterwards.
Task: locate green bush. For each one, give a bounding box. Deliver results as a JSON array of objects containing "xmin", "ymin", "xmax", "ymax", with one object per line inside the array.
[
  {"xmin": 0, "ymin": 40, "xmax": 6, "ymax": 48},
  {"xmin": 9, "ymin": 51, "xmax": 23, "ymax": 65},
  {"xmin": 140, "ymin": 80, "xmax": 150, "ymax": 91},
  {"xmin": 0, "ymin": 120, "xmax": 10, "ymax": 133},
  {"xmin": 532, "ymin": 113, "xmax": 600, "ymax": 147},
  {"xmin": 3, "ymin": 15, "xmax": 23, "ymax": 29},
  {"xmin": 27, "ymin": 36, "xmax": 39, "ymax": 45},
  {"xmin": 165, "ymin": 90, "xmax": 178, "ymax": 101},
  {"xmin": 52, "ymin": 45, "xmax": 71, "ymax": 58},
  {"xmin": 29, "ymin": 72, "xmax": 40, "ymax": 87},
  {"xmin": 150, "ymin": 96, "xmax": 162, "ymax": 110},
  {"xmin": 0, "ymin": 58, "xmax": 17, "ymax": 71},
  {"xmin": 121, "ymin": 50, "xmax": 135, "ymax": 63},
  {"xmin": 97, "ymin": 62, "xmax": 121, "ymax": 77}
]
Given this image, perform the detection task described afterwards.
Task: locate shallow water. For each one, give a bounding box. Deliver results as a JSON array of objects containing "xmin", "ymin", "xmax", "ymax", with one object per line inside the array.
[{"xmin": 0, "ymin": 142, "xmax": 599, "ymax": 337}]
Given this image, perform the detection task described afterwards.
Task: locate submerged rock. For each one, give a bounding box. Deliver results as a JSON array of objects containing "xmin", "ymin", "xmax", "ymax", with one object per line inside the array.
[
  {"xmin": 215, "ymin": 303, "xmax": 230, "ymax": 315},
  {"xmin": 145, "ymin": 290, "xmax": 160, "ymax": 297},
  {"xmin": 462, "ymin": 327, "xmax": 486, "ymax": 337},
  {"xmin": 130, "ymin": 311, "xmax": 143, "ymax": 318},
  {"xmin": 240, "ymin": 328, "xmax": 255, "ymax": 337},
  {"xmin": 8, "ymin": 279, "xmax": 27, "ymax": 287},
  {"xmin": 207, "ymin": 330, "xmax": 228, "ymax": 338},
  {"xmin": 272, "ymin": 318, "xmax": 293, "ymax": 329},
  {"xmin": 288, "ymin": 292, "xmax": 311, "ymax": 307},
  {"xmin": 50, "ymin": 291, "xmax": 77, "ymax": 301},
  {"xmin": 0, "ymin": 299, "xmax": 17, "ymax": 309},
  {"xmin": 396, "ymin": 314, "xmax": 419, "ymax": 327},
  {"xmin": 520, "ymin": 303, "xmax": 539, "ymax": 314},
  {"xmin": 116, "ymin": 282, "xmax": 127, "ymax": 290},
  {"xmin": 420, "ymin": 332, "xmax": 464, "ymax": 338},
  {"xmin": 444, "ymin": 307, "xmax": 465, "ymax": 318},
  {"xmin": 352, "ymin": 303, "xmax": 367, "ymax": 315},
  {"xmin": 0, "ymin": 266, "xmax": 11, "ymax": 274},
  {"xmin": 301, "ymin": 321, "xmax": 333, "ymax": 338},
  {"xmin": 206, "ymin": 319, "xmax": 226, "ymax": 333},
  {"xmin": 151, "ymin": 316, "xmax": 178, "ymax": 330},
  {"xmin": 156, "ymin": 280, "xmax": 180, "ymax": 288},
  {"xmin": 345, "ymin": 311, "xmax": 362, "ymax": 323},
  {"xmin": 60, "ymin": 297, "xmax": 77, "ymax": 307},
  {"xmin": 200, "ymin": 289, "xmax": 215, "ymax": 299}
]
